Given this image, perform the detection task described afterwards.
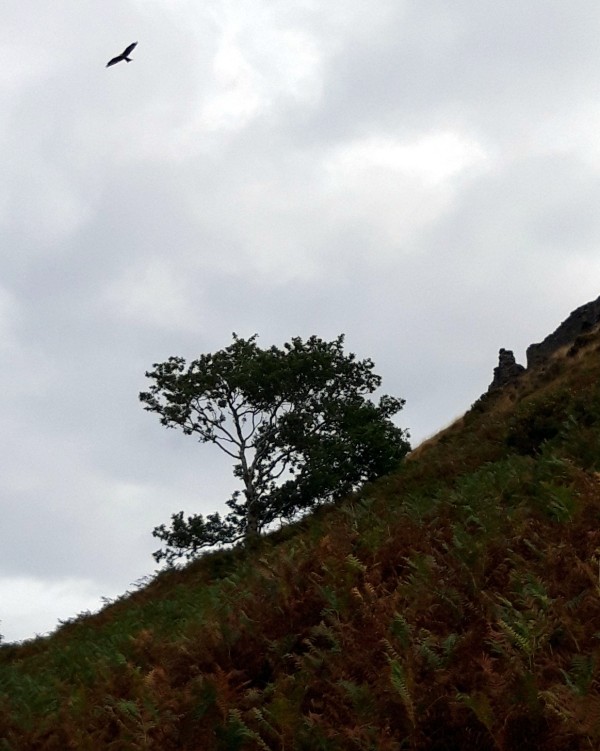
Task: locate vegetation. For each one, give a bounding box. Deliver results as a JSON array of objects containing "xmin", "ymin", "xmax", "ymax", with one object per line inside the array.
[
  {"xmin": 141, "ymin": 333, "xmax": 409, "ymax": 563},
  {"xmin": 2, "ymin": 331, "xmax": 600, "ymax": 749}
]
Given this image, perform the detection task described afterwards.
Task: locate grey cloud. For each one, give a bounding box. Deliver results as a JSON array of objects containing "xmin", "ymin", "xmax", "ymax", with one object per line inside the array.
[{"xmin": 3, "ymin": 0, "xmax": 600, "ymax": 640}]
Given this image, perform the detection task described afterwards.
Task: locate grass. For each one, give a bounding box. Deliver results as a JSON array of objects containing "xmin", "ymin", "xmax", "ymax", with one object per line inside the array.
[{"xmin": 2, "ymin": 334, "xmax": 600, "ymax": 749}]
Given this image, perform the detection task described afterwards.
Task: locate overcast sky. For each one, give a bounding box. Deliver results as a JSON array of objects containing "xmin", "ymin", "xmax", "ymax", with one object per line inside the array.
[{"xmin": 2, "ymin": 1, "xmax": 600, "ymax": 642}]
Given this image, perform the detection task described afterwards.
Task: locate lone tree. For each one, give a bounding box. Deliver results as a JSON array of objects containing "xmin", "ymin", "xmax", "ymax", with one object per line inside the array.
[{"xmin": 141, "ymin": 333, "xmax": 410, "ymax": 563}]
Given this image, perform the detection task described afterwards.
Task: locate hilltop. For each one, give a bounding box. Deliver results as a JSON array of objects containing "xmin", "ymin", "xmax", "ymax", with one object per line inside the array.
[{"xmin": 2, "ymin": 301, "xmax": 600, "ymax": 750}]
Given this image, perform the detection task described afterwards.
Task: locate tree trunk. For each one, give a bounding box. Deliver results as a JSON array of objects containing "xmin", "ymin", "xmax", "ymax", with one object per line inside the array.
[
  {"xmin": 243, "ymin": 482, "xmax": 260, "ymax": 542},
  {"xmin": 245, "ymin": 502, "xmax": 259, "ymax": 540}
]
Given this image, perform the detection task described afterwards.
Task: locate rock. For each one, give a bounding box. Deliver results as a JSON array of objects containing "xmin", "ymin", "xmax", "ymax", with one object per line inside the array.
[
  {"xmin": 487, "ymin": 348, "xmax": 525, "ymax": 392},
  {"xmin": 481, "ymin": 294, "xmax": 600, "ymax": 400},
  {"xmin": 526, "ymin": 294, "xmax": 600, "ymax": 368}
]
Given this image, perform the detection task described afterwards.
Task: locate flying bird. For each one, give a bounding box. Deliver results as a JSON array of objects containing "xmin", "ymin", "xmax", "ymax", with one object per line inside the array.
[{"xmin": 106, "ymin": 42, "xmax": 138, "ymax": 68}]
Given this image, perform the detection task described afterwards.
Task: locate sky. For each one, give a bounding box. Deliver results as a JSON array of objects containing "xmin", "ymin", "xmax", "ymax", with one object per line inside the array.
[{"xmin": 2, "ymin": 1, "xmax": 600, "ymax": 643}]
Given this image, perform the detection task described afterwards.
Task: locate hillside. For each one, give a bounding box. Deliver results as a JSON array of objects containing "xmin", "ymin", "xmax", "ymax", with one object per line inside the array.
[{"xmin": 2, "ymin": 322, "xmax": 600, "ymax": 749}]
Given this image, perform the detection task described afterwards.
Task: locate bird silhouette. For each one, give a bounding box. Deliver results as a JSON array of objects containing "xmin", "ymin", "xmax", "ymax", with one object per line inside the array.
[{"xmin": 106, "ymin": 42, "xmax": 138, "ymax": 68}]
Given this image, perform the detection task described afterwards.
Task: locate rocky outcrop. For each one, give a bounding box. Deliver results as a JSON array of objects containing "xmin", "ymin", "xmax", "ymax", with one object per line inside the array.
[
  {"xmin": 487, "ymin": 348, "xmax": 525, "ymax": 392},
  {"xmin": 526, "ymin": 295, "xmax": 600, "ymax": 368},
  {"xmin": 485, "ymin": 294, "xmax": 600, "ymax": 395}
]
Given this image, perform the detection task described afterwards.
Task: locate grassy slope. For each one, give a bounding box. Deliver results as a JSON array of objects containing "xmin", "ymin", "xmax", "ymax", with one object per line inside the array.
[{"xmin": 2, "ymin": 332, "xmax": 600, "ymax": 750}]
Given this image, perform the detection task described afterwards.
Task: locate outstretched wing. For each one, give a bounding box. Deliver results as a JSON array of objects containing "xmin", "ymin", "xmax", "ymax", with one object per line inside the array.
[
  {"xmin": 106, "ymin": 42, "xmax": 137, "ymax": 67},
  {"xmin": 122, "ymin": 41, "xmax": 138, "ymax": 57}
]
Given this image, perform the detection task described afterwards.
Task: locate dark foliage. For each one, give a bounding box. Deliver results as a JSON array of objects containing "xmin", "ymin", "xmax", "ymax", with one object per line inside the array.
[{"xmin": 141, "ymin": 334, "xmax": 409, "ymax": 562}]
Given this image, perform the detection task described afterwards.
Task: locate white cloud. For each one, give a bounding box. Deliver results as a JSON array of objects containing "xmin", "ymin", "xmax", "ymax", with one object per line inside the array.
[
  {"xmin": 103, "ymin": 257, "xmax": 200, "ymax": 331},
  {"xmin": 201, "ymin": 28, "xmax": 265, "ymax": 131},
  {"xmin": 190, "ymin": 2, "xmax": 325, "ymax": 138},
  {"xmin": 326, "ymin": 131, "xmax": 488, "ymax": 187},
  {"xmin": 320, "ymin": 130, "xmax": 489, "ymax": 255}
]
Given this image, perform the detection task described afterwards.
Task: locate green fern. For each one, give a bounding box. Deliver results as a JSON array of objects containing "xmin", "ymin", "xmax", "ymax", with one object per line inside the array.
[
  {"xmin": 561, "ymin": 654, "xmax": 596, "ymax": 696},
  {"xmin": 224, "ymin": 708, "xmax": 270, "ymax": 751},
  {"xmin": 385, "ymin": 654, "xmax": 415, "ymax": 727},
  {"xmin": 456, "ymin": 690, "xmax": 494, "ymax": 732},
  {"xmin": 442, "ymin": 632, "xmax": 459, "ymax": 661},
  {"xmin": 251, "ymin": 707, "xmax": 282, "ymax": 742},
  {"xmin": 403, "ymin": 552, "xmax": 437, "ymax": 590},
  {"xmin": 337, "ymin": 679, "xmax": 377, "ymax": 721},
  {"xmin": 494, "ymin": 594, "xmax": 550, "ymax": 668},
  {"xmin": 345, "ymin": 553, "xmax": 367, "ymax": 574},
  {"xmin": 543, "ymin": 483, "xmax": 577, "ymax": 522},
  {"xmin": 400, "ymin": 492, "xmax": 435, "ymax": 523},
  {"xmin": 389, "ymin": 612, "xmax": 412, "ymax": 651}
]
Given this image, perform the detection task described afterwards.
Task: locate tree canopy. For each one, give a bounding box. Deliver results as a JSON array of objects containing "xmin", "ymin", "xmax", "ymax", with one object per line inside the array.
[{"xmin": 140, "ymin": 333, "xmax": 410, "ymax": 563}]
